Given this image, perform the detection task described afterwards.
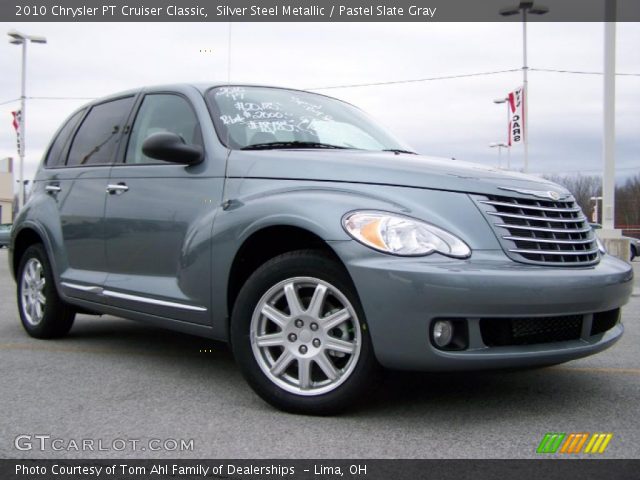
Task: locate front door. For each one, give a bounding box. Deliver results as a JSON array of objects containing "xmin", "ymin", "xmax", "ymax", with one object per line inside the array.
[{"xmin": 103, "ymin": 93, "xmax": 221, "ymax": 324}]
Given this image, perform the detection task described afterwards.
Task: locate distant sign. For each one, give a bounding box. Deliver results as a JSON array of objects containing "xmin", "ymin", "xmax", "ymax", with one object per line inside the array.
[{"xmin": 508, "ymin": 87, "xmax": 524, "ymax": 146}]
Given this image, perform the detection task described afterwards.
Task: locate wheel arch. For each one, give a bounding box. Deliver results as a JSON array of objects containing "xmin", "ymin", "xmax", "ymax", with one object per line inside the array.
[
  {"xmin": 11, "ymin": 224, "xmax": 51, "ymax": 281},
  {"xmin": 226, "ymin": 225, "xmax": 348, "ymax": 320}
]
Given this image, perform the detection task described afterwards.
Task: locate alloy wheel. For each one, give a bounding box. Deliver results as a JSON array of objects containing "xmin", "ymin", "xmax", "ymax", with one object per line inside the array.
[
  {"xmin": 20, "ymin": 258, "xmax": 47, "ymax": 326},
  {"xmin": 250, "ymin": 276, "xmax": 362, "ymax": 396}
]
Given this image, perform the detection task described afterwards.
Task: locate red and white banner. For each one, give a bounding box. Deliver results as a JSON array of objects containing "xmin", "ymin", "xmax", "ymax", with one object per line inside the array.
[
  {"xmin": 11, "ymin": 110, "xmax": 22, "ymax": 156},
  {"xmin": 507, "ymin": 87, "xmax": 525, "ymax": 146}
]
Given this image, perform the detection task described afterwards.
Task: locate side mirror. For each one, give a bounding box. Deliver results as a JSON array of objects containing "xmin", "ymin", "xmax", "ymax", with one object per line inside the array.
[{"xmin": 141, "ymin": 132, "xmax": 203, "ymax": 165}]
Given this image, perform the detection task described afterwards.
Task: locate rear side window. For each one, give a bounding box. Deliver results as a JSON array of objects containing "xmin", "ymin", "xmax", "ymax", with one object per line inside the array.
[
  {"xmin": 44, "ymin": 109, "xmax": 85, "ymax": 167},
  {"xmin": 67, "ymin": 96, "xmax": 134, "ymax": 166},
  {"xmin": 125, "ymin": 94, "xmax": 201, "ymax": 164}
]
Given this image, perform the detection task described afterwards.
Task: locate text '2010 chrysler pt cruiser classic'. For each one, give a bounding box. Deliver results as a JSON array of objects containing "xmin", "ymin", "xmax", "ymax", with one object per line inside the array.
[{"xmin": 10, "ymin": 84, "xmax": 633, "ymax": 414}]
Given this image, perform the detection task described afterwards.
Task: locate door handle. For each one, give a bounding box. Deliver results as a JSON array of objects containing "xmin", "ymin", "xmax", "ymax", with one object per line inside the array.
[
  {"xmin": 106, "ymin": 183, "xmax": 129, "ymax": 195},
  {"xmin": 45, "ymin": 184, "xmax": 61, "ymax": 194}
]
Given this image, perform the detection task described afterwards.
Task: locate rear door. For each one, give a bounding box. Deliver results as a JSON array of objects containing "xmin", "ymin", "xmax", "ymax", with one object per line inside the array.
[
  {"xmin": 46, "ymin": 96, "xmax": 135, "ymax": 303},
  {"xmin": 103, "ymin": 92, "xmax": 221, "ymax": 324}
]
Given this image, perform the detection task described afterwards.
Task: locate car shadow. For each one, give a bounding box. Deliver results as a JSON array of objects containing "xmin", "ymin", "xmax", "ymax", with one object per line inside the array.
[
  {"xmin": 65, "ymin": 314, "xmax": 233, "ymax": 363},
  {"xmin": 63, "ymin": 315, "xmax": 602, "ymax": 420}
]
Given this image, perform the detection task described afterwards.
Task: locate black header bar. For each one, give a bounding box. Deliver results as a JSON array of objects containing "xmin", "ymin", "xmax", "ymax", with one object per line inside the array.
[{"xmin": 3, "ymin": 0, "xmax": 640, "ymax": 22}]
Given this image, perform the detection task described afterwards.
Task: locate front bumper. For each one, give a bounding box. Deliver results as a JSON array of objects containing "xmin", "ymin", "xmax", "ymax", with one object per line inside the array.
[{"xmin": 330, "ymin": 242, "xmax": 634, "ymax": 371}]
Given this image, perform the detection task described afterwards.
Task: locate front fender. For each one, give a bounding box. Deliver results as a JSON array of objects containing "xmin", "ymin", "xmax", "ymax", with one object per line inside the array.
[{"xmin": 208, "ymin": 178, "xmax": 501, "ymax": 340}]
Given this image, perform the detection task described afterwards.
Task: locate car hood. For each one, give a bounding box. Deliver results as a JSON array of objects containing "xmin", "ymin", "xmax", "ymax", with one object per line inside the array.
[{"xmin": 227, "ymin": 149, "xmax": 570, "ymax": 197}]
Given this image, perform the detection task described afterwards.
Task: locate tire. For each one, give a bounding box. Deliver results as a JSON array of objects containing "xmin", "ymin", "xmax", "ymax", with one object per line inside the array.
[
  {"xmin": 231, "ymin": 250, "xmax": 378, "ymax": 415},
  {"xmin": 631, "ymin": 246, "xmax": 636, "ymax": 261},
  {"xmin": 17, "ymin": 244, "xmax": 75, "ymax": 339}
]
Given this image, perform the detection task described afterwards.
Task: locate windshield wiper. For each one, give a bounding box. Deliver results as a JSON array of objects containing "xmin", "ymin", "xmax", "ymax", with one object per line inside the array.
[
  {"xmin": 241, "ymin": 141, "xmax": 348, "ymax": 150},
  {"xmin": 382, "ymin": 149, "xmax": 417, "ymax": 155}
]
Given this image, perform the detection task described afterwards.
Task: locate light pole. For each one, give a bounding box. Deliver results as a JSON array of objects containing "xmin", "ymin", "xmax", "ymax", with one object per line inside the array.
[
  {"xmin": 489, "ymin": 142, "xmax": 509, "ymax": 168},
  {"xmin": 500, "ymin": 1, "xmax": 549, "ymax": 173},
  {"xmin": 493, "ymin": 97, "xmax": 512, "ymax": 169},
  {"xmin": 7, "ymin": 30, "xmax": 47, "ymax": 213}
]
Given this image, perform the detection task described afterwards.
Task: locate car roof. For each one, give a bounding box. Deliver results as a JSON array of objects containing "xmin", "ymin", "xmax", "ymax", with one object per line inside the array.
[{"xmin": 76, "ymin": 82, "xmax": 340, "ymax": 111}]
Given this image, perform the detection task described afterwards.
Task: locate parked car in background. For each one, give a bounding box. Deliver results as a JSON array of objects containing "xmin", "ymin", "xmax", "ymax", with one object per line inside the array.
[
  {"xmin": 8, "ymin": 84, "xmax": 634, "ymax": 414},
  {"xmin": 590, "ymin": 223, "xmax": 639, "ymax": 261},
  {"xmin": 0, "ymin": 224, "xmax": 11, "ymax": 248}
]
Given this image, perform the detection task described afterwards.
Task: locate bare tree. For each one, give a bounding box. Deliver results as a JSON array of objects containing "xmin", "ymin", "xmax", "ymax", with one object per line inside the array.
[
  {"xmin": 543, "ymin": 173, "xmax": 640, "ymax": 238},
  {"xmin": 543, "ymin": 174, "xmax": 602, "ymax": 220},
  {"xmin": 615, "ymin": 173, "xmax": 640, "ymax": 237}
]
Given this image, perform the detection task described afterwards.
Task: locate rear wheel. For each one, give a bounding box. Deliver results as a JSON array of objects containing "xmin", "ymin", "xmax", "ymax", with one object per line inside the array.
[
  {"xmin": 17, "ymin": 244, "xmax": 75, "ymax": 338},
  {"xmin": 231, "ymin": 250, "xmax": 378, "ymax": 414},
  {"xmin": 631, "ymin": 245, "xmax": 636, "ymax": 261}
]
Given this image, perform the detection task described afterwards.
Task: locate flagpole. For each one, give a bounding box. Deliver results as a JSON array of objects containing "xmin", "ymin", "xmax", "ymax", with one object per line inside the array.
[
  {"xmin": 499, "ymin": 2, "xmax": 549, "ymax": 173},
  {"xmin": 18, "ymin": 39, "xmax": 26, "ymax": 211},
  {"xmin": 506, "ymin": 102, "xmax": 511, "ymax": 169},
  {"xmin": 522, "ymin": 7, "xmax": 528, "ymax": 173},
  {"xmin": 8, "ymin": 30, "xmax": 47, "ymax": 213}
]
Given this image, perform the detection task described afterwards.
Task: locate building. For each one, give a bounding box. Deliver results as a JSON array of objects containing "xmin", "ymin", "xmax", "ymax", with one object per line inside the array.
[{"xmin": 0, "ymin": 158, "xmax": 14, "ymax": 223}]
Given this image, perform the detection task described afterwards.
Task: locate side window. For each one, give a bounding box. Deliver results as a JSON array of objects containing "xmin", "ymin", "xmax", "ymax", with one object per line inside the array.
[
  {"xmin": 44, "ymin": 109, "xmax": 85, "ymax": 167},
  {"xmin": 125, "ymin": 94, "xmax": 201, "ymax": 164},
  {"xmin": 67, "ymin": 96, "xmax": 134, "ymax": 166}
]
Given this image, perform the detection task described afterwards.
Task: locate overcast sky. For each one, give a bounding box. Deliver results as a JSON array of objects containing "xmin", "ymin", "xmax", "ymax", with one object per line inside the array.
[{"xmin": 0, "ymin": 21, "xmax": 638, "ymax": 188}]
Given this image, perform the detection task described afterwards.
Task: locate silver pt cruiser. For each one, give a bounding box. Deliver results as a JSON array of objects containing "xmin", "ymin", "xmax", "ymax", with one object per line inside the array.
[{"xmin": 10, "ymin": 84, "xmax": 633, "ymax": 414}]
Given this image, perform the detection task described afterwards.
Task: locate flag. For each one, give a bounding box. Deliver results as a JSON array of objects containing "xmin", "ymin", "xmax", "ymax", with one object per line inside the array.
[
  {"xmin": 507, "ymin": 87, "xmax": 525, "ymax": 146},
  {"xmin": 11, "ymin": 110, "xmax": 22, "ymax": 156}
]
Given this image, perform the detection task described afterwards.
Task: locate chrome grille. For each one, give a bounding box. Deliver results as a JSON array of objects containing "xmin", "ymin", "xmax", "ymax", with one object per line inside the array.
[{"xmin": 475, "ymin": 194, "xmax": 600, "ymax": 266}]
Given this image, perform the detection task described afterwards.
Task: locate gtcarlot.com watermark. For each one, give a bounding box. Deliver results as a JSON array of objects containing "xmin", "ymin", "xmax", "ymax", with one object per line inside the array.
[{"xmin": 15, "ymin": 434, "xmax": 194, "ymax": 452}]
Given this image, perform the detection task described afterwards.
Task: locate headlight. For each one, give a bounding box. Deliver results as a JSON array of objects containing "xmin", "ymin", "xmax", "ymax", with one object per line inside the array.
[{"xmin": 342, "ymin": 211, "xmax": 471, "ymax": 258}]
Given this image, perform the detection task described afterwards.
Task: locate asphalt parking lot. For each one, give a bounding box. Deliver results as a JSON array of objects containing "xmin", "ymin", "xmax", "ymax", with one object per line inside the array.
[{"xmin": 0, "ymin": 248, "xmax": 638, "ymax": 459}]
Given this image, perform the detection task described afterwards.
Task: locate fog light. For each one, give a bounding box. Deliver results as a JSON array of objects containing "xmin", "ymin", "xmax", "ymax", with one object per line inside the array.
[{"xmin": 432, "ymin": 320, "xmax": 453, "ymax": 347}]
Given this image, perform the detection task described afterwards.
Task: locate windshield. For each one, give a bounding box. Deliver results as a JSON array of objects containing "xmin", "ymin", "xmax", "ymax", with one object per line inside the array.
[{"xmin": 207, "ymin": 86, "xmax": 410, "ymax": 152}]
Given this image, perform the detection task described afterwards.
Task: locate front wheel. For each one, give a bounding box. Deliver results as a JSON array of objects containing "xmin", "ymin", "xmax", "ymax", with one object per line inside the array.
[
  {"xmin": 17, "ymin": 244, "xmax": 75, "ymax": 338},
  {"xmin": 231, "ymin": 250, "xmax": 378, "ymax": 415}
]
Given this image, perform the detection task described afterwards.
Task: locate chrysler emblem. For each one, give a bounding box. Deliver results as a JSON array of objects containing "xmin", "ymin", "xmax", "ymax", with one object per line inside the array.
[
  {"xmin": 548, "ymin": 191, "xmax": 561, "ymax": 200},
  {"xmin": 498, "ymin": 187, "xmax": 571, "ymax": 201}
]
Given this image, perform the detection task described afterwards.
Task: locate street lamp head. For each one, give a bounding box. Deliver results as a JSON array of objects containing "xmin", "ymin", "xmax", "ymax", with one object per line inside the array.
[
  {"xmin": 7, "ymin": 30, "xmax": 47, "ymax": 44},
  {"xmin": 8, "ymin": 30, "xmax": 25, "ymax": 40},
  {"xmin": 499, "ymin": 6, "xmax": 520, "ymax": 16},
  {"xmin": 500, "ymin": 2, "xmax": 549, "ymax": 16},
  {"xmin": 528, "ymin": 5, "xmax": 549, "ymax": 15},
  {"xmin": 493, "ymin": 97, "xmax": 508, "ymax": 104}
]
